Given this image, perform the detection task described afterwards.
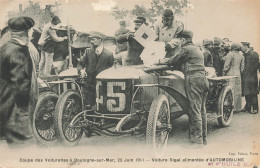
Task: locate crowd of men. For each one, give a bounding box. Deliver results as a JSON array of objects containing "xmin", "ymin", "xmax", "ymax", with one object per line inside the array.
[{"xmin": 0, "ymin": 8, "xmax": 259, "ymax": 147}]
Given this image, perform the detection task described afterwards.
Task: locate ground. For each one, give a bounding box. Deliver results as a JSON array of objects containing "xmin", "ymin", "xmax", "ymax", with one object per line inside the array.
[{"xmin": 0, "ymin": 97, "xmax": 260, "ymax": 168}]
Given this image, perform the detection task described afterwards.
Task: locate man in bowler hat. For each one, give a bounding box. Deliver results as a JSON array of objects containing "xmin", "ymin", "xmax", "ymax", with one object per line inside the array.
[{"xmin": 0, "ymin": 16, "xmax": 38, "ymax": 145}]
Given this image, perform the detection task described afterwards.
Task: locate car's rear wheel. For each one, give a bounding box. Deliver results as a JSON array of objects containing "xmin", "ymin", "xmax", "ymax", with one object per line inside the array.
[
  {"xmin": 33, "ymin": 91, "xmax": 58, "ymax": 146},
  {"xmin": 54, "ymin": 90, "xmax": 83, "ymax": 146},
  {"xmin": 217, "ymin": 86, "xmax": 234, "ymax": 127},
  {"xmin": 146, "ymin": 94, "xmax": 171, "ymax": 157}
]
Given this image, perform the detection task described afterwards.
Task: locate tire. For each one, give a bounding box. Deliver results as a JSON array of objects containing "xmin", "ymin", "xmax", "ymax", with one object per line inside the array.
[
  {"xmin": 54, "ymin": 89, "xmax": 83, "ymax": 146},
  {"xmin": 217, "ymin": 86, "xmax": 234, "ymax": 127},
  {"xmin": 146, "ymin": 94, "xmax": 171, "ymax": 157},
  {"xmin": 33, "ymin": 91, "xmax": 58, "ymax": 146}
]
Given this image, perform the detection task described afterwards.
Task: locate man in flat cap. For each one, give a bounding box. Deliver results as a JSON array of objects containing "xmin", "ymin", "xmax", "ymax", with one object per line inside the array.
[
  {"xmin": 155, "ymin": 9, "xmax": 184, "ymax": 57},
  {"xmin": 38, "ymin": 15, "xmax": 67, "ymax": 76},
  {"xmin": 0, "ymin": 16, "xmax": 38, "ymax": 145},
  {"xmin": 210, "ymin": 37, "xmax": 224, "ymax": 76},
  {"xmin": 166, "ymin": 30, "xmax": 209, "ymax": 146},
  {"xmin": 241, "ymin": 42, "xmax": 259, "ymax": 114},
  {"xmin": 77, "ymin": 31, "xmax": 114, "ymax": 108},
  {"xmin": 202, "ymin": 39, "xmax": 214, "ymax": 67},
  {"xmin": 116, "ymin": 16, "xmax": 148, "ymax": 65},
  {"xmin": 114, "ymin": 20, "xmax": 130, "ymax": 65}
]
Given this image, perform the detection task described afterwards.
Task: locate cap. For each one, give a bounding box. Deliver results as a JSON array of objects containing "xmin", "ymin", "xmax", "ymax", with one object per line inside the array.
[
  {"xmin": 223, "ymin": 38, "xmax": 231, "ymax": 43},
  {"xmin": 213, "ymin": 37, "xmax": 223, "ymax": 45},
  {"xmin": 8, "ymin": 16, "xmax": 34, "ymax": 32},
  {"xmin": 88, "ymin": 31, "xmax": 106, "ymax": 40},
  {"xmin": 177, "ymin": 30, "xmax": 193, "ymax": 38},
  {"xmin": 163, "ymin": 9, "xmax": 174, "ymax": 17},
  {"xmin": 231, "ymin": 42, "xmax": 241, "ymax": 51},
  {"xmin": 241, "ymin": 42, "xmax": 250, "ymax": 47},
  {"xmin": 51, "ymin": 16, "xmax": 61, "ymax": 25},
  {"xmin": 134, "ymin": 16, "xmax": 148, "ymax": 25},
  {"xmin": 202, "ymin": 39, "xmax": 213, "ymax": 46}
]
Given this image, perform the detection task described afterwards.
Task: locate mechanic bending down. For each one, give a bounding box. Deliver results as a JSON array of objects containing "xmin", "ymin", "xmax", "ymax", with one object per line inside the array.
[
  {"xmin": 157, "ymin": 30, "xmax": 209, "ymax": 145},
  {"xmin": 77, "ymin": 32, "xmax": 114, "ymax": 109}
]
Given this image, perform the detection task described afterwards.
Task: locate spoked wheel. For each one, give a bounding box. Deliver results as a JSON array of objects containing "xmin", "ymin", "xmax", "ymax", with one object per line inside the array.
[
  {"xmin": 146, "ymin": 94, "xmax": 171, "ymax": 157},
  {"xmin": 217, "ymin": 86, "xmax": 234, "ymax": 127},
  {"xmin": 54, "ymin": 90, "xmax": 83, "ymax": 146},
  {"xmin": 33, "ymin": 91, "xmax": 58, "ymax": 145}
]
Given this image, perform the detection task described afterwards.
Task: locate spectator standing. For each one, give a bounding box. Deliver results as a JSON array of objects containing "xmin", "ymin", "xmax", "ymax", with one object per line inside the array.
[
  {"xmin": 116, "ymin": 16, "xmax": 148, "ymax": 65},
  {"xmin": 0, "ymin": 17, "xmax": 38, "ymax": 145},
  {"xmin": 241, "ymin": 42, "xmax": 259, "ymax": 114},
  {"xmin": 223, "ymin": 43, "xmax": 244, "ymax": 111},
  {"xmin": 114, "ymin": 20, "xmax": 130, "ymax": 65},
  {"xmin": 202, "ymin": 39, "xmax": 214, "ymax": 67}
]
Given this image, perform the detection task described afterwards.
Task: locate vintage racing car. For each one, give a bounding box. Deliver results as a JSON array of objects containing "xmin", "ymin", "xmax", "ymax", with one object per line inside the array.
[{"xmin": 33, "ymin": 63, "xmax": 235, "ymax": 156}]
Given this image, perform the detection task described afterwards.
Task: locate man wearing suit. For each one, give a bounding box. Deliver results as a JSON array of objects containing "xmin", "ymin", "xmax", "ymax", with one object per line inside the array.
[
  {"xmin": 116, "ymin": 17, "xmax": 147, "ymax": 65},
  {"xmin": 77, "ymin": 32, "xmax": 114, "ymax": 107},
  {"xmin": 241, "ymin": 42, "xmax": 259, "ymax": 114},
  {"xmin": 0, "ymin": 17, "xmax": 38, "ymax": 145}
]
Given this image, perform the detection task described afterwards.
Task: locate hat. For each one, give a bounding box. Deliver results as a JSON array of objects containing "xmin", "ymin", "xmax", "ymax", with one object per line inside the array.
[
  {"xmin": 202, "ymin": 39, "xmax": 213, "ymax": 46},
  {"xmin": 223, "ymin": 38, "xmax": 232, "ymax": 43},
  {"xmin": 119, "ymin": 20, "xmax": 126, "ymax": 26},
  {"xmin": 8, "ymin": 16, "xmax": 34, "ymax": 32},
  {"xmin": 213, "ymin": 37, "xmax": 223, "ymax": 45},
  {"xmin": 177, "ymin": 30, "xmax": 193, "ymax": 38},
  {"xmin": 241, "ymin": 42, "xmax": 250, "ymax": 47},
  {"xmin": 163, "ymin": 9, "xmax": 174, "ymax": 17},
  {"xmin": 88, "ymin": 31, "xmax": 106, "ymax": 40},
  {"xmin": 134, "ymin": 16, "xmax": 148, "ymax": 26},
  {"xmin": 51, "ymin": 16, "xmax": 61, "ymax": 25},
  {"xmin": 231, "ymin": 42, "xmax": 241, "ymax": 51}
]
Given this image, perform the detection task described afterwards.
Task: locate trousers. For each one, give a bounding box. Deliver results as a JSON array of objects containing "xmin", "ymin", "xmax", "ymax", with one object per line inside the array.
[
  {"xmin": 244, "ymin": 94, "xmax": 258, "ymax": 111},
  {"xmin": 185, "ymin": 74, "xmax": 209, "ymax": 144},
  {"xmin": 39, "ymin": 51, "xmax": 54, "ymax": 76}
]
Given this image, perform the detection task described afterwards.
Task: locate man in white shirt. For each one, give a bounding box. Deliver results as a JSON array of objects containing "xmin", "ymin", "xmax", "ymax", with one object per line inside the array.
[{"xmin": 38, "ymin": 16, "xmax": 67, "ymax": 76}]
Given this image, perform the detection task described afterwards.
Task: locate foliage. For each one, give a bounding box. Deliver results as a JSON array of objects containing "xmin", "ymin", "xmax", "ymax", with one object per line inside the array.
[
  {"xmin": 110, "ymin": 0, "xmax": 191, "ymax": 25},
  {"xmin": 7, "ymin": 1, "xmax": 59, "ymax": 28}
]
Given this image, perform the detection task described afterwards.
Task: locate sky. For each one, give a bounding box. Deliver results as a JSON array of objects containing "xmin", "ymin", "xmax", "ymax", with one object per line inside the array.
[{"xmin": 0, "ymin": 0, "xmax": 259, "ymax": 52}]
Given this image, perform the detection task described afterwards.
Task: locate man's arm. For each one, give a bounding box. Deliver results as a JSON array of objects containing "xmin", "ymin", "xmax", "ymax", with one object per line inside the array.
[
  {"xmin": 166, "ymin": 47, "xmax": 188, "ymax": 65},
  {"xmin": 116, "ymin": 32, "xmax": 133, "ymax": 44},
  {"xmin": 240, "ymin": 55, "xmax": 244, "ymax": 73},
  {"xmin": 77, "ymin": 49, "xmax": 88, "ymax": 75},
  {"xmin": 48, "ymin": 29, "xmax": 67, "ymax": 42}
]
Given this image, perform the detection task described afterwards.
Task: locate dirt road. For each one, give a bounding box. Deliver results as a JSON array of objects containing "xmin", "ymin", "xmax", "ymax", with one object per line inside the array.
[{"xmin": 0, "ymin": 98, "xmax": 260, "ymax": 168}]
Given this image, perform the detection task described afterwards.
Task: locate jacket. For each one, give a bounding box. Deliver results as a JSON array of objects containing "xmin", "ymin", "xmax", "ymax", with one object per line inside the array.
[
  {"xmin": 116, "ymin": 32, "xmax": 144, "ymax": 65},
  {"xmin": 242, "ymin": 49, "xmax": 259, "ymax": 95},
  {"xmin": 77, "ymin": 47, "xmax": 114, "ymax": 77},
  {"xmin": 168, "ymin": 41, "xmax": 205, "ymax": 75},
  {"xmin": 0, "ymin": 39, "xmax": 38, "ymax": 139}
]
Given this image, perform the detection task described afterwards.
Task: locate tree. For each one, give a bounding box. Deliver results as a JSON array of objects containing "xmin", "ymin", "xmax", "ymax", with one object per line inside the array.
[
  {"xmin": 7, "ymin": 1, "xmax": 60, "ymax": 28},
  {"xmin": 110, "ymin": 0, "xmax": 192, "ymax": 25},
  {"xmin": 110, "ymin": 6, "xmax": 129, "ymax": 20}
]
